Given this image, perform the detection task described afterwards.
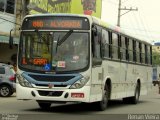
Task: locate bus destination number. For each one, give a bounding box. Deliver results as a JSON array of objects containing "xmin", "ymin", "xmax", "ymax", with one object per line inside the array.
[
  {"xmin": 32, "ymin": 20, "xmax": 82, "ymax": 29},
  {"xmin": 32, "ymin": 21, "xmax": 44, "ymax": 28}
]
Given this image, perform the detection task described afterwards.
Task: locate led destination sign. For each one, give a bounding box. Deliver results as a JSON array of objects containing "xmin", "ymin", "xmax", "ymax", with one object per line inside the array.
[
  {"xmin": 32, "ymin": 20, "xmax": 82, "ymax": 28},
  {"xmin": 22, "ymin": 16, "xmax": 90, "ymax": 30}
]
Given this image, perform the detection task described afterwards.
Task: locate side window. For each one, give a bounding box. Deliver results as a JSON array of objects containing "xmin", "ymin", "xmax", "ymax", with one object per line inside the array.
[
  {"xmin": 136, "ymin": 41, "xmax": 140, "ymax": 63},
  {"xmin": 139, "ymin": 43, "xmax": 142, "ymax": 63},
  {"xmin": 0, "ymin": 67, "xmax": 5, "ymax": 74},
  {"xmin": 6, "ymin": 0, "xmax": 15, "ymax": 14},
  {"xmin": 93, "ymin": 36, "xmax": 101, "ymax": 58},
  {"xmin": 148, "ymin": 46, "xmax": 151, "ymax": 64},
  {"xmin": 0, "ymin": 0, "xmax": 15, "ymax": 14},
  {"xmin": 112, "ymin": 33, "xmax": 118, "ymax": 59},
  {"xmin": 141, "ymin": 43, "xmax": 145, "ymax": 63},
  {"xmin": 128, "ymin": 39, "xmax": 133, "ymax": 61},
  {"xmin": 125, "ymin": 38, "xmax": 129, "ymax": 60},
  {"xmin": 150, "ymin": 46, "xmax": 152, "ymax": 65},
  {"xmin": 145, "ymin": 44, "xmax": 148, "ymax": 64},
  {"xmin": 92, "ymin": 26, "xmax": 101, "ymax": 59},
  {"xmin": 120, "ymin": 36, "xmax": 126, "ymax": 60},
  {"xmin": 133, "ymin": 40, "xmax": 136, "ymax": 62},
  {"xmin": 102, "ymin": 29, "xmax": 109, "ymax": 58},
  {"xmin": 0, "ymin": 0, "xmax": 5, "ymax": 12}
]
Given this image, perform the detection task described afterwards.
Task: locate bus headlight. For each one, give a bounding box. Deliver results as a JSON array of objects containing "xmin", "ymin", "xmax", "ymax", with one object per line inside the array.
[
  {"xmin": 16, "ymin": 74, "xmax": 33, "ymax": 88},
  {"xmin": 70, "ymin": 76, "xmax": 90, "ymax": 89}
]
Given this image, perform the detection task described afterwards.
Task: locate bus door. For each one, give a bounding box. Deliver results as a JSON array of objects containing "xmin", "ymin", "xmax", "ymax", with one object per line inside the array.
[{"xmin": 91, "ymin": 26, "xmax": 103, "ymax": 99}]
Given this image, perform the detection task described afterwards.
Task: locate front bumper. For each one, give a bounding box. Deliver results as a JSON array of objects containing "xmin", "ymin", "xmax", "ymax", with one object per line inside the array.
[{"xmin": 16, "ymin": 84, "xmax": 90, "ymax": 103}]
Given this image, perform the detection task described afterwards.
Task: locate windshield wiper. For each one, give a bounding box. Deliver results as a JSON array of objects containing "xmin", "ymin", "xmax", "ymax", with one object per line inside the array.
[{"xmin": 57, "ymin": 30, "xmax": 73, "ymax": 46}]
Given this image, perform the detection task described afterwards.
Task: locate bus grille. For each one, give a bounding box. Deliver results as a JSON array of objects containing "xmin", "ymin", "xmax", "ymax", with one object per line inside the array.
[
  {"xmin": 28, "ymin": 74, "xmax": 74, "ymax": 82},
  {"xmin": 35, "ymin": 84, "xmax": 67, "ymax": 87},
  {"xmin": 38, "ymin": 90, "xmax": 63, "ymax": 97}
]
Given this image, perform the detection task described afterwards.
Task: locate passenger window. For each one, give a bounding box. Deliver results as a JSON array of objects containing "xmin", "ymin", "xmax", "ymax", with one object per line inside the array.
[
  {"xmin": 102, "ymin": 29, "xmax": 109, "ymax": 58},
  {"xmin": 145, "ymin": 44, "xmax": 148, "ymax": 64},
  {"xmin": 148, "ymin": 46, "xmax": 151, "ymax": 64},
  {"xmin": 120, "ymin": 36, "xmax": 126, "ymax": 60},
  {"xmin": 133, "ymin": 40, "xmax": 136, "ymax": 62},
  {"xmin": 93, "ymin": 31, "xmax": 101, "ymax": 59},
  {"xmin": 141, "ymin": 44, "xmax": 145, "ymax": 63},
  {"xmin": 112, "ymin": 33, "xmax": 118, "ymax": 59},
  {"xmin": 128, "ymin": 39, "xmax": 133, "ymax": 61},
  {"xmin": 136, "ymin": 41, "xmax": 140, "ymax": 63}
]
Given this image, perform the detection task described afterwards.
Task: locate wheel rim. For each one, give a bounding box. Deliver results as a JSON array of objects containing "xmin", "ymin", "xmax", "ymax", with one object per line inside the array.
[{"xmin": 0, "ymin": 86, "xmax": 10, "ymax": 96}]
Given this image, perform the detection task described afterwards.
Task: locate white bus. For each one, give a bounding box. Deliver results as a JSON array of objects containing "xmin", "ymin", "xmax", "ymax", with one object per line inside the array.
[{"xmin": 15, "ymin": 14, "xmax": 152, "ymax": 111}]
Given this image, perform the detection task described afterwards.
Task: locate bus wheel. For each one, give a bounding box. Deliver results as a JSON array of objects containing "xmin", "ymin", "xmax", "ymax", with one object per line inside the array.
[
  {"xmin": 37, "ymin": 102, "xmax": 51, "ymax": 110},
  {"xmin": 131, "ymin": 83, "xmax": 140, "ymax": 104},
  {"xmin": 123, "ymin": 83, "xmax": 140, "ymax": 104},
  {"xmin": 96, "ymin": 84, "xmax": 109, "ymax": 111}
]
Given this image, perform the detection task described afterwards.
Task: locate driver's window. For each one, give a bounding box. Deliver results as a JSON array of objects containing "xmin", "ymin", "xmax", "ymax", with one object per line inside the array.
[{"xmin": 93, "ymin": 26, "xmax": 101, "ymax": 59}]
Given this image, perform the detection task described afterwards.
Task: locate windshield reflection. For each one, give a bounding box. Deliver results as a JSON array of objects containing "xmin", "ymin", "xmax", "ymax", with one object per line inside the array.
[{"xmin": 19, "ymin": 31, "xmax": 89, "ymax": 73}]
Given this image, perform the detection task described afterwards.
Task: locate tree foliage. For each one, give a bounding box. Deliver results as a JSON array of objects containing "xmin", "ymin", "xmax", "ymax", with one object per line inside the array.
[{"xmin": 152, "ymin": 52, "xmax": 160, "ymax": 66}]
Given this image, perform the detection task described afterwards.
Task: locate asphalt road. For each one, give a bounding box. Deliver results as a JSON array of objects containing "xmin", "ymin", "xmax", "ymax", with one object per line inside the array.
[{"xmin": 0, "ymin": 85, "xmax": 160, "ymax": 120}]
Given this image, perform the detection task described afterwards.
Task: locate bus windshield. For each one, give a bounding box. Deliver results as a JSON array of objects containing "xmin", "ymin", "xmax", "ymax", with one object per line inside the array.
[{"xmin": 19, "ymin": 31, "xmax": 89, "ymax": 73}]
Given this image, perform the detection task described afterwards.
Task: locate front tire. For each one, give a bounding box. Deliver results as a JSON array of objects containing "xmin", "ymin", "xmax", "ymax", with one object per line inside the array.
[
  {"xmin": 95, "ymin": 84, "xmax": 109, "ymax": 111},
  {"xmin": 130, "ymin": 83, "xmax": 140, "ymax": 104}
]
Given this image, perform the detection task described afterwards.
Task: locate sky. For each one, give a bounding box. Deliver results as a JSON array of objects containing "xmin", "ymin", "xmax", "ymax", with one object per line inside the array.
[{"xmin": 101, "ymin": 0, "xmax": 160, "ymax": 44}]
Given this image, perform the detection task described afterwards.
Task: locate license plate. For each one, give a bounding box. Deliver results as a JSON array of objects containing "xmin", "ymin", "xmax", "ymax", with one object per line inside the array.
[{"xmin": 71, "ymin": 93, "xmax": 84, "ymax": 98}]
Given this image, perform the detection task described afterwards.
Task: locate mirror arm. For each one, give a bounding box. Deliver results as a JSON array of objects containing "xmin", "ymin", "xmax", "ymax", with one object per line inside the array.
[{"xmin": 9, "ymin": 29, "xmax": 14, "ymax": 49}]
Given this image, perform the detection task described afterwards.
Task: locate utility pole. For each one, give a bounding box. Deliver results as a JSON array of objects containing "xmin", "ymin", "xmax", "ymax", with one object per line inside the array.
[{"xmin": 117, "ymin": 0, "xmax": 138, "ymax": 27}]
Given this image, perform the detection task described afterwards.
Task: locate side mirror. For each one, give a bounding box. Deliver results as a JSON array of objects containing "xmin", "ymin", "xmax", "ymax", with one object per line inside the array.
[
  {"xmin": 92, "ymin": 58, "xmax": 102, "ymax": 66},
  {"xmin": 92, "ymin": 25, "xmax": 98, "ymax": 36},
  {"xmin": 9, "ymin": 36, "xmax": 13, "ymax": 49},
  {"xmin": 9, "ymin": 29, "xmax": 14, "ymax": 49}
]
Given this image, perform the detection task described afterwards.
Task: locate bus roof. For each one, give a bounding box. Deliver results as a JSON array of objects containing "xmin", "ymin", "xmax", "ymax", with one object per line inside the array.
[{"xmin": 23, "ymin": 13, "xmax": 151, "ymax": 45}]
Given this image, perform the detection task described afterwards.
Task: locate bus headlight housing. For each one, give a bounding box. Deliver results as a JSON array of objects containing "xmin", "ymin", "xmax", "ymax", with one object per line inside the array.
[
  {"xmin": 16, "ymin": 74, "xmax": 33, "ymax": 88},
  {"xmin": 70, "ymin": 76, "xmax": 89, "ymax": 89}
]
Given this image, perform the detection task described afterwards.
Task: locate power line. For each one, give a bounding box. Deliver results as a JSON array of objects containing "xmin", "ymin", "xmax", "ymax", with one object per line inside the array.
[
  {"xmin": 138, "ymin": 12, "xmax": 156, "ymax": 42},
  {"xmin": 0, "ymin": 16, "xmax": 21, "ymax": 26},
  {"xmin": 136, "ymin": 12, "xmax": 153, "ymax": 41},
  {"xmin": 134, "ymin": 13, "xmax": 141, "ymax": 36},
  {"xmin": 121, "ymin": 27, "xmax": 160, "ymax": 33}
]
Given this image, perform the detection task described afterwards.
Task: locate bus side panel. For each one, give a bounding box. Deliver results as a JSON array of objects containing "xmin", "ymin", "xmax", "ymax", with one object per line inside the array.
[
  {"xmin": 141, "ymin": 66, "xmax": 152, "ymax": 95},
  {"xmin": 90, "ymin": 66, "xmax": 103, "ymax": 102},
  {"xmin": 102, "ymin": 60, "xmax": 121, "ymax": 99}
]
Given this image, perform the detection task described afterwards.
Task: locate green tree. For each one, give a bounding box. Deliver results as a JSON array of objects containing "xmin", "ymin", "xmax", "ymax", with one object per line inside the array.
[{"xmin": 152, "ymin": 52, "xmax": 160, "ymax": 66}]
